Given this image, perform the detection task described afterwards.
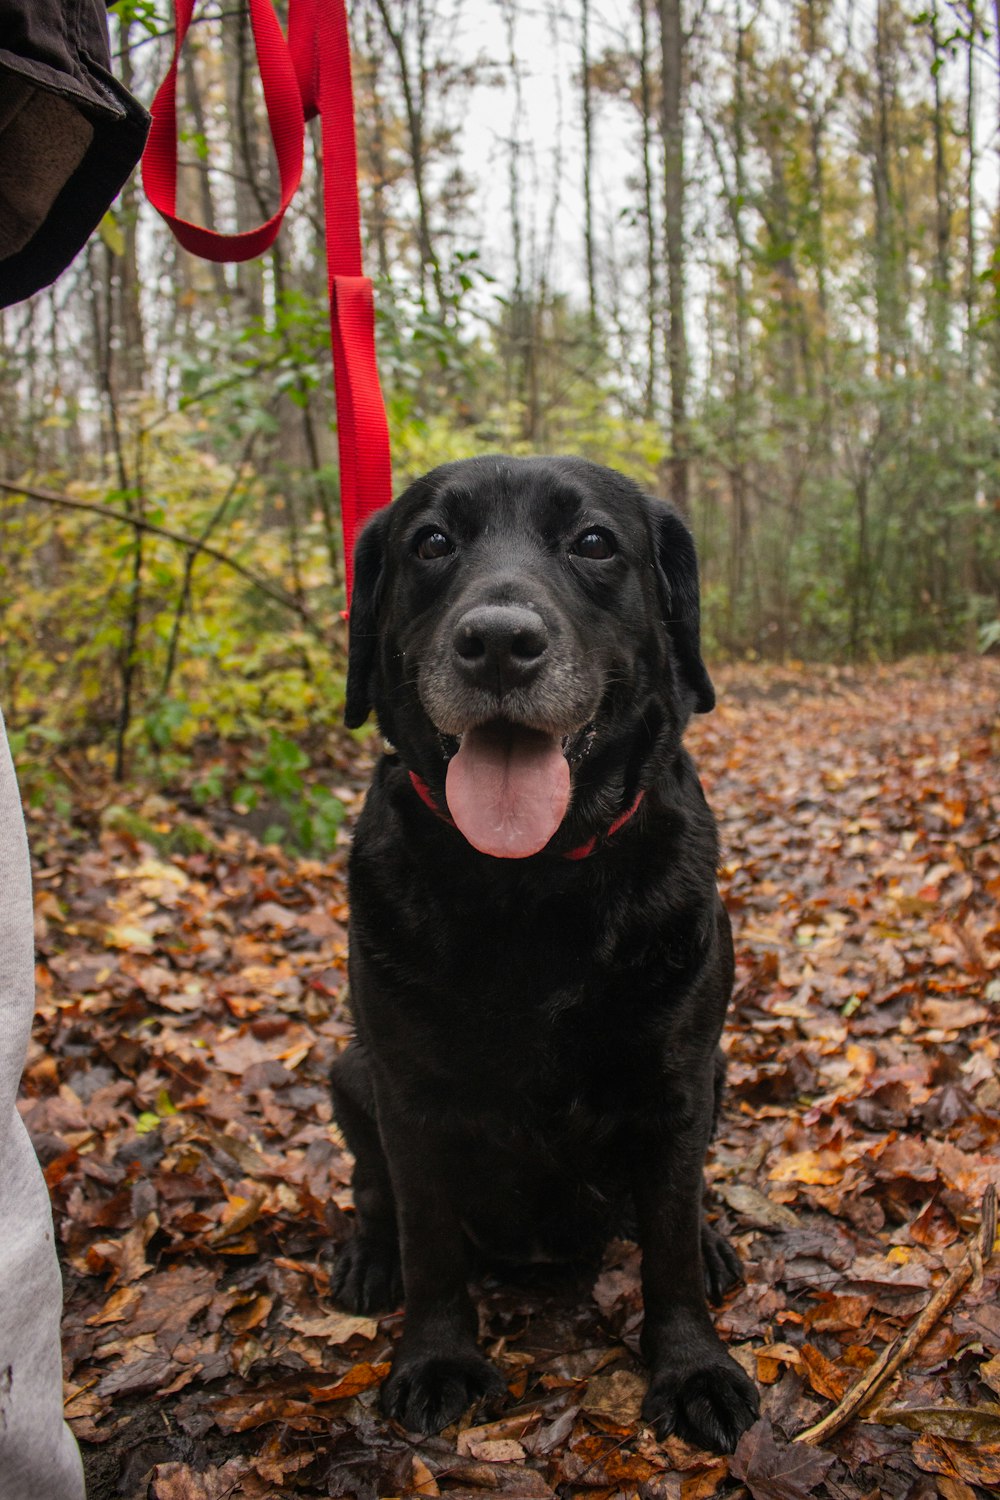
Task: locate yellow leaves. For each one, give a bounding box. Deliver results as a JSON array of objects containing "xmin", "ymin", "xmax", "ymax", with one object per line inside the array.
[
  {"xmin": 307, "ymin": 1361, "xmax": 391, "ymax": 1402},
  {"xmin": 755, "ymin": 1342, "xmax": 803, "ymax": 1383},
  {"xmin": 749, "ymin": 1340, "xmax": 852, "ymax": 1402},
  {"xmin": 208, "ymin": 1190, "xmax": 267, "ymax": 1246},
  {"xmin": 105, "ymin": 920, "xmax": 155, "ymax": 951},
  {"xmin": 98, "ymin": 210, "xmax": 125, "ymax": 256},
  {"xmin": 84, "ymin": 1211, "xmax": 160, "ymax": 1286},
  {"xmin": 560, "ymin": 1431, "xmax": 659, "ymax": 1486},
  {"xmin": 410, "ymin": 1455, "xmax": 440, "ymax": 1495},
  {"xmin": 129, "ymin": 856, "xmax": 190, "ymax": 899},
  {"xmin": 680, "ymin": 1462, "xmax": 731, "ymax": 1499},
  {"xmin": 769, "ymin": 1148, "xmax": 851, "ymax": 1186},
  {"xmin": 86, "ymin": 1285, "xmax": 141, "ymax": 1327},
  {"xmin": 799, "ymin": 1342, "xmax": 850, "ymax": 1401},
  {"xmin": 283, "ymin": 1310, "xmax": 378, "ymax": 1344},
  {"xmin": 226, "ymin": 1294, "xmax": 273, "ymax": 1335}
]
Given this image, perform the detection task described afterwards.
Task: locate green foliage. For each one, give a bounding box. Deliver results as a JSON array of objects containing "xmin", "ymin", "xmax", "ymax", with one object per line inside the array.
[
  {"xmin": 979, "ymin": 620, "xmax": 1000, "ymax": 654},
  {"xmin": 101, "ymin": 805, "xmax": 215, "ymax": 857},
  {"xmin": 0, "ymin": 402, "xmax": 350, "ymax": 822},
  {"xmin": 5, "ymin": 725, "xmax": 72, "ymax": 818},
  {"xmin": 693, "ymin": 358, "xmax": 1000, "ymax": 661},
  {"xmin": 108, "ymin": 1, "xmax": 163, "ymax": 35},
  {"xmin": 236, "ymin": 734, "xmax": 311, "ymax": 808},
  {"xmin": 236, "ymin": 737, "xmax": 346, "ymax": 855}
]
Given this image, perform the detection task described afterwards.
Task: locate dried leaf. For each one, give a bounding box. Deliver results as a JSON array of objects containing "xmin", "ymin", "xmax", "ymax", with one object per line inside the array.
[
  {"xmin": 410, "ymin": 1455, "xmax": 440, "ymax": 1495},
  {"xmin": 307, "ymin": 1360, "xmax": 391, "ymax": 1402},
  {"xmin": 912, "ymin": 1433, "xmax": 1000, "ymax": 1487},
  {"xmin": 150, "ymin": 1460, "xmax": 251, "ymax": 1499},
  {"xmin": 799, "ymin": 1343, "xmax": 850, "ymax": 1402},
  {"xmin": 580, "ymin": 1368, "xmax": 646, "ymax": 1426},
  {"xmin": 680, "ymin": 1461, "xmax": 731, "ymax": 1499},
  {"xmin": 730, "ymin": 1418, "xmax": 835, "ymax": 1500},
  {"xmin": 719, "ymin": 1183, "xmax": 799, "ymax": 1230},
  {"xmin": 459, "ymin": 1436, "xmax": 527, "ymax": 1462},
  {"xmin": 284, "ymin": 1310, "xmax": 377, "ymax": 1343},
  {"xmin": 981, "ymin": 1353, "xmax": 1000, "ymax": 1398},
  {"xmin": 874, "ymin": 1404, "xmax": 1000, "ymax": 1444}
]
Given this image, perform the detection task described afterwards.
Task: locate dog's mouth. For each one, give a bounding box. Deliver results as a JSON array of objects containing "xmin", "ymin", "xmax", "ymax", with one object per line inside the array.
[{"xmin": 440, "ymin": 719, "xmax": 594, "ymax": 859}]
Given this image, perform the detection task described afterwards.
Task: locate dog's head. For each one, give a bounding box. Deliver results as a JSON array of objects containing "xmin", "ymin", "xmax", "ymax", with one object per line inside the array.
[{"xmin": 345, "ymin": 456, "xmax": 714, "ymax": 858}]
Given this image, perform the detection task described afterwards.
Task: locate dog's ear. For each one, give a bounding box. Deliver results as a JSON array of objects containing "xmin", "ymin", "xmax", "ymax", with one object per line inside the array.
[
  {"xmin": 344, "ymin": 506, "xmax": 392, "ymax": 729},
  {"xmin": 650, "ymin": 501, "xmax": 715, "ymax": 714}
]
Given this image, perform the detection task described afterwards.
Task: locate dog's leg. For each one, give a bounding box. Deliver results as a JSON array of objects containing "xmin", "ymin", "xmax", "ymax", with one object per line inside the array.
[
  {"xmin": 329, "ymin": 1044, "xmax": 403, "ymax": 1314},
  {"xmin": 375, "ymin": 1099, "xmax": 507, "ymax": 1434},
  {"xmin": 632, "ymin": 1100, "xmax": 759, "ymax": 1454},
  {"xmin": 710, "ymin": 1046, "xmax": 726, "ymax": 1136},
  {"xmin": 701, "ymin": 1047, "xmax": 742, "ymax": 1303},
  {"xmin": 700, "ymin": 1221, "xmax": 742, "ymax": 1303}
]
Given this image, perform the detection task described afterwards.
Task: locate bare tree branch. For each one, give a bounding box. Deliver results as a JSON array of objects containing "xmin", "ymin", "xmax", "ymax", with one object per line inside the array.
[{"xmin": 0, "ymin": 480, "xmax": 328, "ymax": 638}]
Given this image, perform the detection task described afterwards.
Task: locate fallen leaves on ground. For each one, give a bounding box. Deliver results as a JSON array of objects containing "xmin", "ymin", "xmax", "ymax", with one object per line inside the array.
[{"xmin": 21, "ymin": 657, "xmax": 1000, "ymax": 1499}]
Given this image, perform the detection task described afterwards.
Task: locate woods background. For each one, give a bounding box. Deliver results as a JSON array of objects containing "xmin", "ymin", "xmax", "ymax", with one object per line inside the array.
[{"xmin": 1, "ymin": 0, "xmax": 998, "ymax": 818}]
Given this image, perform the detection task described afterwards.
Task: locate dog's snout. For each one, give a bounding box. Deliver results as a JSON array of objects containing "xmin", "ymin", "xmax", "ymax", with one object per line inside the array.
[{"xmin": 453, "ymin": 604, "xmax": 548, "ymax": 689}]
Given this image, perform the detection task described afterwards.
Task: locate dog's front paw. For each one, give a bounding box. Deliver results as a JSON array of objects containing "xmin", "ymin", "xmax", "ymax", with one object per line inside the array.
[
  {"xmin": 701, "ymin": 1222, "xmax": 742, "ymax": 1303},
  {"xmin": 381, "ymin": 1348, "xmax": 507, "ymax": 1434},
  {"xmin": 642, "ymin": 1356, "xmax": 759, "ymax": 1454},
  {"xmin": 329, "ymin": 1232, "xmax": 402, "ymax": 1314}
]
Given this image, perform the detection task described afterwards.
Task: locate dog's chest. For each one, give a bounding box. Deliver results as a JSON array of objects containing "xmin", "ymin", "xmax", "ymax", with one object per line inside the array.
[
  {"xmin": 348, "ymin": 777, "xmax": 719, "ymax": 1129},
  {"xmin": 357, "ymin": 876, "xmax": 688, "ymax": 1121}
]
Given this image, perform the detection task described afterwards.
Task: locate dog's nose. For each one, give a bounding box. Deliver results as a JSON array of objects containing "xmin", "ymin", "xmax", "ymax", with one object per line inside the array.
[{"xmin": 453, "ymin": 604, "xmax": 548, "ymax": 690}]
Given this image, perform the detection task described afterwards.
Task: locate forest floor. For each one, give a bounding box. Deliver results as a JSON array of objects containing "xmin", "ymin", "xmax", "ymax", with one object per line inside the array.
[{"xmin": 20, "ymin": 656, "xmax": 1000, "ymax": 1500}]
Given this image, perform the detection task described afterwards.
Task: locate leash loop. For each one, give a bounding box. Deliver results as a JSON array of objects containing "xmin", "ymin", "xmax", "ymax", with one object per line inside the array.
[
  {"xmin": 142, "ymin": 0, "xmax": 304, "ymax": 261},
  {"xmin": 141, "ymin": 0, "xmax": 392, "ymax": 607}
]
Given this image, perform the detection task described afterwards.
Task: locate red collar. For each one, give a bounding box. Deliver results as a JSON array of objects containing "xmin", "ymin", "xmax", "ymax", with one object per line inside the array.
[{"xmin": 407, "ymin": 770, "xmax": 645, "ymax": 861}]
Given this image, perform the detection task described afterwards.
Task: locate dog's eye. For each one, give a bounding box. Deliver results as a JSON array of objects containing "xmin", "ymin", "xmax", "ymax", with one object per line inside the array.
[
  {"xmin": 571, "ymin": 529, "xmax": 616, "ymax": 561},
  {"xmin": 414, "ymin": 529, "xmax": 453, "ymax": 560}
]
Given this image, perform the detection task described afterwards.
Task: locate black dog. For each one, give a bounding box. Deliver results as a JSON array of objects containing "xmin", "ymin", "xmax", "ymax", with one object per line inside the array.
[{"xmin": 330, "ymin": 455, "xmax": 759, "ymax": 1453}]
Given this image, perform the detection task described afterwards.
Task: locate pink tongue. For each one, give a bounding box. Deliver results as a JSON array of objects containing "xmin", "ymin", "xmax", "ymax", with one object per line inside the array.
[{"xmin": 445, "ymin": 724, "xmax": 570, "ymax": 858}]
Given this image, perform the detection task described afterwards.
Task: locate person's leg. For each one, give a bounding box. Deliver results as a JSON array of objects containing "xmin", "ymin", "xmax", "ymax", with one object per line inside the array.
[{"xmin": 0, "ymin": 709, "xmax": 84, "ymax": 1499}]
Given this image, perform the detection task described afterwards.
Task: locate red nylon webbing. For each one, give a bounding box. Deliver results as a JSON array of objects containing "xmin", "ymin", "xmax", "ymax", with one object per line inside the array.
[
  {"xmin": 141, "ymin": 0, "xmax": 392, "ymax": 607},
  {"xmin": 141, "ymin": 0, "xmax": 304, "ymax": 260}
]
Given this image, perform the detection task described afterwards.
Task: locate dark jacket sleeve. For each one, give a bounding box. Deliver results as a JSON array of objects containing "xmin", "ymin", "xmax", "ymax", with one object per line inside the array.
[{"xmin": 0, "ymin": 0, "xmax": 150, "ymax": 307}]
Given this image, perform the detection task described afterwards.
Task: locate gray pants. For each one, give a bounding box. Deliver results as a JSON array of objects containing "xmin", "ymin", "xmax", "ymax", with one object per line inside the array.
[{"xmin": 0, "ymin": 711, "xmax": 85, "ymax": 1499}]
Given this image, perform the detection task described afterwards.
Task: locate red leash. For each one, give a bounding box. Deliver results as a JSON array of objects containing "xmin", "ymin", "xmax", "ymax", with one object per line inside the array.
[{"xmin": 141, "ymin": 0, "xmax": 392, "ymax": 606}]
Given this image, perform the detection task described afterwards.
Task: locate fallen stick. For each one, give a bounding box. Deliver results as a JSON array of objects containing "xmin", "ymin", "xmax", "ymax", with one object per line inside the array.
[{"xmin": 797, "ymin": 1184, "xmax": 997, "ymax": 1446}]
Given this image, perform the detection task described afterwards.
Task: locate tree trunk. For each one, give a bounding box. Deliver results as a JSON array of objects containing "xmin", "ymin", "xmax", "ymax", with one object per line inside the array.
[
  {"xmin": 929, "ymin": 0, "xmax": 951, "ymax": 353},
  {"xmin": 222, "ymin": 6, "xmax": 266, "ymax": 322},
  {"xmin": 871, "ymin": 0, "xmax": 900, "ymax": 378},
  {"xmin": 581, "ymin": 0, "xmax": 597, "ymax": 334},
  {"xmin": 638, "ymin": 0, "xmax": 658, "ymax": 418},
  {"xmin": 115, "ymin": 18, "xmax": 145, "ymax": 394},
  {"xmin": 374, "ymin": 0, "xmax": 446, "ymax": 315},
  {"xmin": 805, "ymin": 0, "xmax": 832, "ymax": 408},
  {"xmin": 181, "ymin": 40, "xmax": 228, "ymax": 303},
  {"xmin": 964, "ymin": 1, "xmax": 977, "ymax": 373},
  {"xmin": 659, "ymin": 0, "xmax": 689, "ymax": 514},
  {"xmin": 728, "ymin": 0, "xmax": 750, "ymax": 633},
  {"xmin": 361, "ymin": 0, "xmax": 393, "ymax": 282}
]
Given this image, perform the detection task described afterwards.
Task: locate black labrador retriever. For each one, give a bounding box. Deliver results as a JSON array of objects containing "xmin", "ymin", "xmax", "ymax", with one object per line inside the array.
[{"xmin": 330, "ymin": 455, "xmax": 759, "ymax": 1453}]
